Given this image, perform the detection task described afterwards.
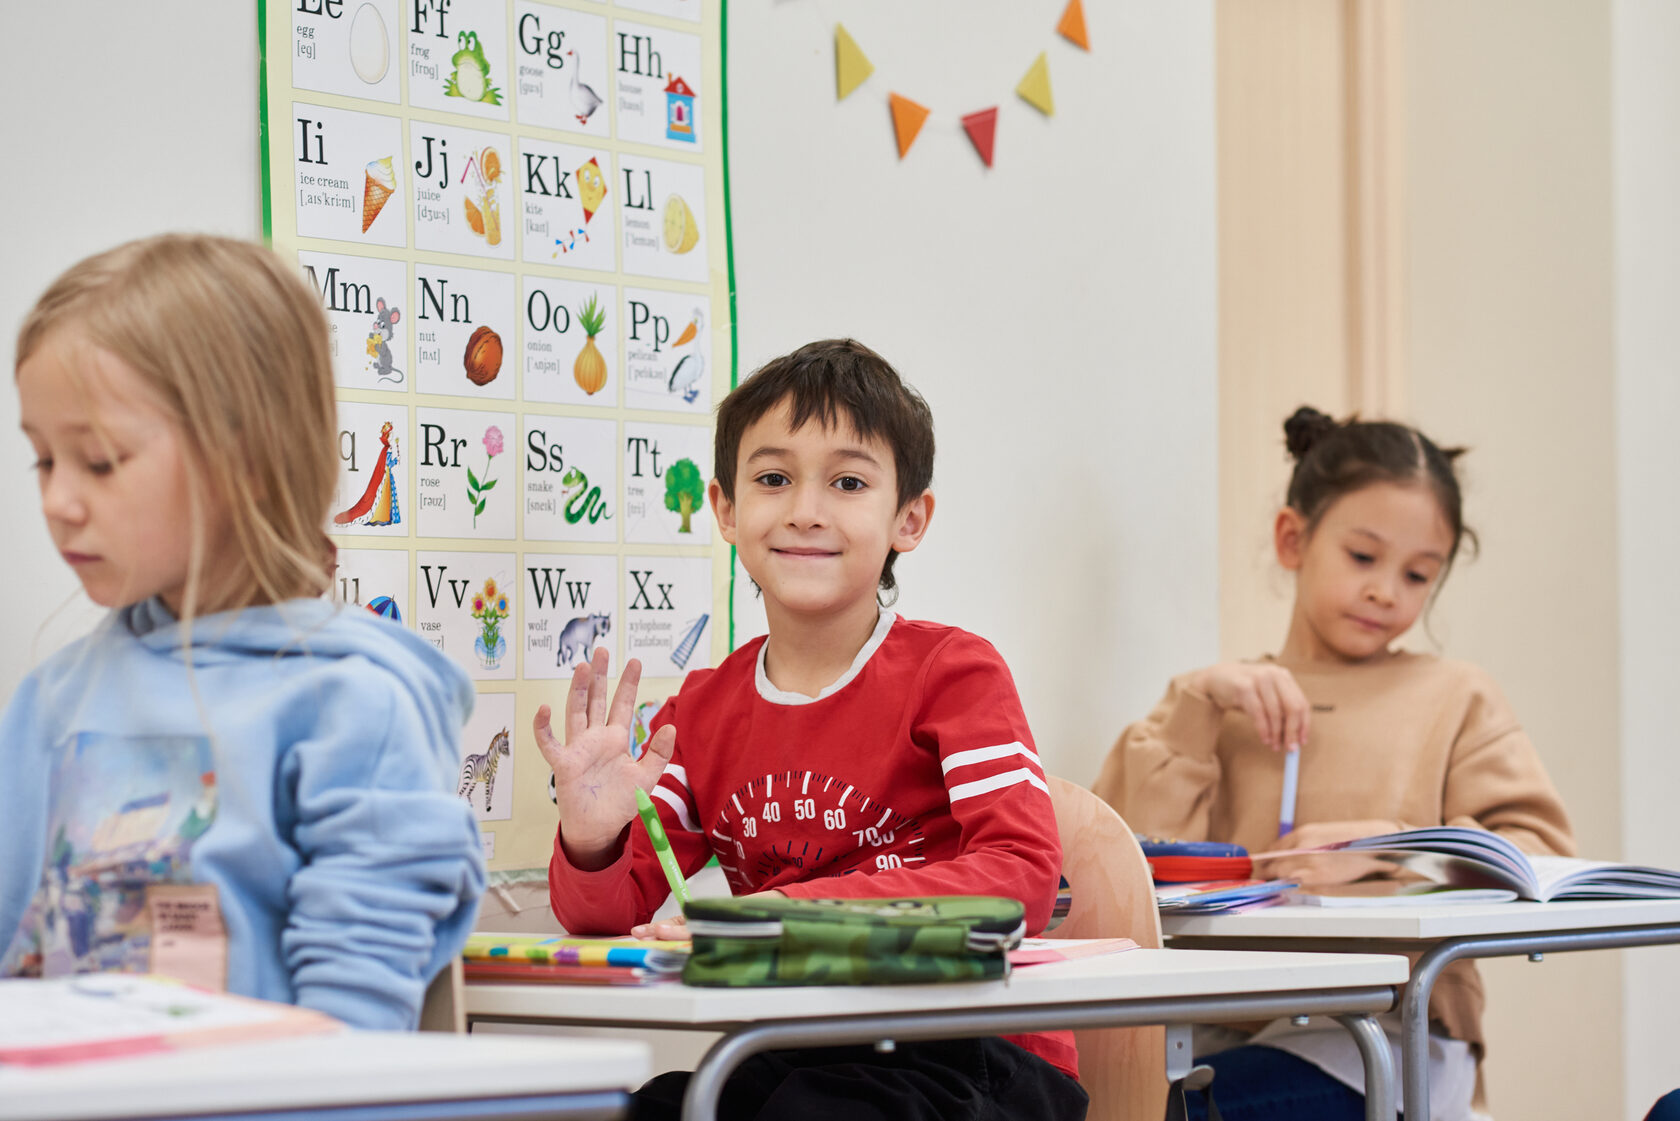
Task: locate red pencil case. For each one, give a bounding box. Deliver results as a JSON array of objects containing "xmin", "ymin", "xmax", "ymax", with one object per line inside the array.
[{"xmin": 1135, "ymin": 836, "xmax": 1254, "ymax": 883}]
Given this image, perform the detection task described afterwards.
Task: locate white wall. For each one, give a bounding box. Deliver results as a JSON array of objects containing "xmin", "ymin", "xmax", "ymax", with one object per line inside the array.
[
  {"xmin": 1613, "ymin": 2, "xmax": 1680, "ymax": 1114},
  {"xmin": 0, "ymin": 4, "xmax": 263, "ymax": 688},
  {"xmin": 0, "ymin": 2, "xmax": 1220, "ymax": 788},
  {"xmin": 725, "ymin": 0, "xmax": 1219, "ymax": 782}
]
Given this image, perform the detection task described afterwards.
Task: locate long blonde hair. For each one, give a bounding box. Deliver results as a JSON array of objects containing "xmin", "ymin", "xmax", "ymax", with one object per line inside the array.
[{"xmin": 15, "ymin": 234, "xmax": 338, "ymax": 620}]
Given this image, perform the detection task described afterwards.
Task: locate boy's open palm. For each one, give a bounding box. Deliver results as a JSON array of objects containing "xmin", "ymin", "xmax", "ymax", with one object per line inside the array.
[{"xmin": 533, "ymin": 649, "xmax": 676, "ymax": 869}]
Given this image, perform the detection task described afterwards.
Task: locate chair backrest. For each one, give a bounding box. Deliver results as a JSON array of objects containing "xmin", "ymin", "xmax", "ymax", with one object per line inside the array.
[
  {"xmin": 1046, "ymin": 775, "xmax": 1167, "ymax": 1121},
  {"xmin": 418, "ymin": 957, "xmax": 466, "ymax": 1033}
]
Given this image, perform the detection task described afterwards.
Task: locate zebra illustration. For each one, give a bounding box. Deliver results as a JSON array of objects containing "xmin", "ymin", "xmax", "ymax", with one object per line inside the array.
[{"xmin": 458, "ymin": 728, "xmax": 511, "ymax": 814}]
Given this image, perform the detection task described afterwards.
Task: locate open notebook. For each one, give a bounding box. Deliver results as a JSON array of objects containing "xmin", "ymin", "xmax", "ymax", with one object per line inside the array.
[{"xmin": 1254, "ymin": 826, "xmax": 1680, "ymax": 903}]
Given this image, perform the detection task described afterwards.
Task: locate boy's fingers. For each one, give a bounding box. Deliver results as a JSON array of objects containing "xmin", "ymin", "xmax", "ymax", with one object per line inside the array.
[
  {"xmin": 587, "ymin": 647, "xmax": 611, "ymax": 727},
  {"xmin": 608, "ymin": 657, "xmax": 644, "ymax": 729},
  {"xmin": 565, "ymin": 664, "xmax": 593, "ymax": 742},
  {"xmin": 533, "ymin": 703, "xmax": 557, "ymax": 757},
  {"xmin": 635, "ymin": 724, "xmax": 677, "ymax": 788}
]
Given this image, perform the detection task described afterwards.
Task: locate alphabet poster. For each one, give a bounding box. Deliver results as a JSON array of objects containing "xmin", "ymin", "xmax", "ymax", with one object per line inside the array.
[{"xmin": 261, "ymin": 0, "xmax": 734, "ymax": 873}]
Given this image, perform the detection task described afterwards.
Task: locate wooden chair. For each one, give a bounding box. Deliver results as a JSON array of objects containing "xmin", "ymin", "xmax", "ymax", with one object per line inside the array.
[
  {"xmin": 1046, "ymin": 775, "xmax": 1169, "ymax": 1121},
  {"xmin": 418, "ymin": 956, "xmax": 466, "ymax": 1033}
]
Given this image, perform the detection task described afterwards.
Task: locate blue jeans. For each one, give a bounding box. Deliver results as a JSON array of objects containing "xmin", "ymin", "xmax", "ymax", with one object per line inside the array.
[
  {"xmin": 1184, "ymin": 1045, "xmax": 1368, "ymax": 1121},
  {"xmin": 1646, "ymin": 1088, "xmax": 1680, "ymax": 1121}
]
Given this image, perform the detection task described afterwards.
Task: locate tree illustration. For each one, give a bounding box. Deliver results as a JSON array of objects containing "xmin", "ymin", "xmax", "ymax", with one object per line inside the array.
[{"xmin": 664, "ymin": 457, "xmax": 704, "ymax": 533}]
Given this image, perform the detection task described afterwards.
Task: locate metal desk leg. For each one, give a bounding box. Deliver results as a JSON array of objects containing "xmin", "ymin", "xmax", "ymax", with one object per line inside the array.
[
  {"xmin": 1401, "ymin": 923, "xmax": 1680, "ymax": 1121},
  {"xmin": 1336, "ymin": 1013, "xmax": 1397, "ymax": 1121}
]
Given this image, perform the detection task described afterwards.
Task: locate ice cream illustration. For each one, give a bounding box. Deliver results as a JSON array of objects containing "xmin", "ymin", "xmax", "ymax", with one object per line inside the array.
[{"xmin": 362, "ymin": 157, "xmax": 396, "ymax": 233}]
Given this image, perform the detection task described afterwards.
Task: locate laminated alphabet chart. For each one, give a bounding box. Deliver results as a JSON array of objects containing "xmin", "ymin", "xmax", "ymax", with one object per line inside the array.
[{"xmin": 260, "ymin": 0, "xmax": 735, "ymax": 872}]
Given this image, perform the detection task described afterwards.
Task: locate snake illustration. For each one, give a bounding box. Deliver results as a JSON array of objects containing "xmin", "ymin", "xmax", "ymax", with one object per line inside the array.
[{"xmin": 561, "ymin": 466, "xmax": 612, "ymax": 525}]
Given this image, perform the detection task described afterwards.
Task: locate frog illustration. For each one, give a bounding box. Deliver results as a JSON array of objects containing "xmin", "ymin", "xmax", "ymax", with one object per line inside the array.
[{"xmin": 444, "ymin": 30, "xmax": 502, "ymax": 105}]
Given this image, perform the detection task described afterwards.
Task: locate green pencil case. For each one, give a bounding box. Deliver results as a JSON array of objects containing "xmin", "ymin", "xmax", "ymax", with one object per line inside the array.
[{"xmin": 681, "ymin": 895, "xmax": 1025, "ymax": 987}]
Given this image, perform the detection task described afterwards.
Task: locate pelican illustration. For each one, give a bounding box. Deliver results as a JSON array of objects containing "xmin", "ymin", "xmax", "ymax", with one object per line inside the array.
[{"xmin": 668, "ymin": 308, "xmax": 705, "ymax": 404}]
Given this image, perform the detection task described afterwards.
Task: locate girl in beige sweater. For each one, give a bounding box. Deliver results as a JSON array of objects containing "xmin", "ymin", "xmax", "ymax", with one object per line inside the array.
[{"xmin": 1094, "ymin": 406, "xmax": 1573, "ymax": 1121}]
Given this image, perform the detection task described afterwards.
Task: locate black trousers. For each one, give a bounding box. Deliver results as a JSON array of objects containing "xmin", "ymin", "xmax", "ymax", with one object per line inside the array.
[{"xmin": 631, "ymin": 1037, "xmax": 1090, "ymax": 1121}]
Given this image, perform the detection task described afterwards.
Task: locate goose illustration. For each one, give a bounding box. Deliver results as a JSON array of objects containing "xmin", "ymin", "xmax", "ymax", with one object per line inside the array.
[
  {"xmin": 668, "ymin": 308, "xmax": 705, "ymax": 404},
  {"xmin": 566, "ymin": 50, "xmax": 603, "ymax": 126}
]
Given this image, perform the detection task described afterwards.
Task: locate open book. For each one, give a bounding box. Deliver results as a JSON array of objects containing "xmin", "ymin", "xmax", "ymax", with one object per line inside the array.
[{"xmin": 1255, "ymin": 826, "xmax": 1680, "ymax": 903}]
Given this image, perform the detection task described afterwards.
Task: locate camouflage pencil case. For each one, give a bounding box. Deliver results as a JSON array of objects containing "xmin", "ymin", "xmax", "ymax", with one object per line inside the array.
[{"xmin": 681, "ymin": 895, "xmax": 1025, "ymax": 987}]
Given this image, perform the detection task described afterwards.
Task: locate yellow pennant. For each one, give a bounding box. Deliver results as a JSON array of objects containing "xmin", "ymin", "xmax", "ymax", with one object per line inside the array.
[
  {"xmin": 1016, "ymin": 51, "xmax": 1054, "ymax": 116},
  {"xmin": 835, "ymin": 24, "xmax": 874, "ymax": 101}
]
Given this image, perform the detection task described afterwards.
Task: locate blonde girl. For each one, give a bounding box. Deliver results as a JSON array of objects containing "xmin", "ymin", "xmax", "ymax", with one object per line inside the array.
[
  {"xmin": 1095, "ymin": 406, "xmax": 1574, "ymax": 1121},
  {"xmin": 0, "ymin": 234, "xmax": 484, "ymax": 1027}
]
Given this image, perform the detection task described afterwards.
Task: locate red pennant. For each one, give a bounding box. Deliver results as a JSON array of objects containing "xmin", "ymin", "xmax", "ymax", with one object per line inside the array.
[{"xmin": 961, "ymin": 107, "xmax": 998, "ymax": 168}]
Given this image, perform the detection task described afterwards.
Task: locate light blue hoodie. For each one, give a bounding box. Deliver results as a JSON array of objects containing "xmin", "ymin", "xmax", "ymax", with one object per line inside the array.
[{"xmin": 0, "ymin": 597, "xmax": 486, "ymax": 1029}]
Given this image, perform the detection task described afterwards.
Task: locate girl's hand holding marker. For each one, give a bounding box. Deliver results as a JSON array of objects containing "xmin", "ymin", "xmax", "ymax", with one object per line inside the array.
[{"xmin": 1187, "ymin": 662, "xmax": 1312, "ymax": 753}]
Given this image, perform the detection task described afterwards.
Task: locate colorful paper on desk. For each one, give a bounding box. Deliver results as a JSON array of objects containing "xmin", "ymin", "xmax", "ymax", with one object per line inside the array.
[
  {"xmin": 1155, "ymin": 879, "xmax": 1297, "ymax": 915},
  {"xmin": 1009, "ymin": 937, "xmax": 1138, "ymax": 965},
  {"xmin": 0, "ymin": 974, "xmax": 340, "ymax": 1066},
  {"xmin": 462, "ymin": 933, "xmax": 688, "ymax": 973},
  {"xmin": 1292, "ymin": 882, "xmax": 1519, "ymax": 907}
]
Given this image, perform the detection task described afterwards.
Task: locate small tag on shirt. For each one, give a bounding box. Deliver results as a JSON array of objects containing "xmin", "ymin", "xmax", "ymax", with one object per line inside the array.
[{"xmin": 147, "ymin": 884, "xmax": 228, "ymax": 991}]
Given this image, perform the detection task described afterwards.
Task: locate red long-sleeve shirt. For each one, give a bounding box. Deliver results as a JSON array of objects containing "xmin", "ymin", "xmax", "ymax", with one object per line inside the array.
[{"xmin": 550, "ymin": 613, "xmax": 1075, "ymax": 1078}]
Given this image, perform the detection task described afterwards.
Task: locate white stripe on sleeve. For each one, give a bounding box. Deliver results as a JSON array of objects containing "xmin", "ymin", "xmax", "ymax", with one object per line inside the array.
[
  {"xmin": 947, "ymin": 767, "xmax": 1051, "ymax": 804},
  {"xmin": 653, "ymin": 785, "xmax": 700, "ymax": 834},
  {"xmin": 940, "ymin": 741, "xmax": 1042, "ymax": 775}
]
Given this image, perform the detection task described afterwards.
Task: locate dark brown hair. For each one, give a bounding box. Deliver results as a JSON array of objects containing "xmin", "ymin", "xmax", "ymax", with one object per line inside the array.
[
  {"xmin": 1283, "ymin": 405, "xmax": 1478, "ymax": 571},
  {"xmin": 714, "ymin": 338, "xmax": 934, "ymax": 593}
]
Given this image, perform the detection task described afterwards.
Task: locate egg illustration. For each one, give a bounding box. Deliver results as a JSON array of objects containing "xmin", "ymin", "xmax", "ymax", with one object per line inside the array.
[{"xmin": 349, "ymin": 4, "xmax": 390, "ymax": 85}]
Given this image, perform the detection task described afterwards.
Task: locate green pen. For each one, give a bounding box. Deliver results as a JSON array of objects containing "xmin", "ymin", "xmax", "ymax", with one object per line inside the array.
[{"xmin": 635, "ymin": 786, "xmax": 692, "ymax": 905}]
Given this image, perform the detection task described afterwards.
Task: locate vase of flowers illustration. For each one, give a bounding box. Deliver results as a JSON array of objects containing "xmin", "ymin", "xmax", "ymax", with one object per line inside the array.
[
  {"xmin": 467, "ymin": 425, "xmax": 503, "ymax": 528},
  {"xmin": 471, "ymin": 577, "xmax": 510, "ymax": 669}
]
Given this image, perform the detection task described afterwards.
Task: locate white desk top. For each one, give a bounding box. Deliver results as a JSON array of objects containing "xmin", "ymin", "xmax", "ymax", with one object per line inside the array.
[
  {"xmin": 463, "ymin": 947, "xmax": 1409, "ymax": 1027},
  {"xmin": 1161, "ymin": 898, "xmax": 1680, "ymax": 941},
  {"xmin": 0, "ymin": 1031, "xmax": 651, "ymax": 1121}
]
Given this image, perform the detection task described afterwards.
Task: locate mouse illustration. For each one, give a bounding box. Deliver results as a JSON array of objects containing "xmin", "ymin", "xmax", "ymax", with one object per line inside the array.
[{"xmin": 368, "ymin": 298, "xmax": 403, "ymax": 384}]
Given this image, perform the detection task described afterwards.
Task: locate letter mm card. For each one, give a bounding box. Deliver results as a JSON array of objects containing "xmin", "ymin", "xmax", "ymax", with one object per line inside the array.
[{"xmin": 300, "ymin": 251, "xmax": 409, "ymax": 392}]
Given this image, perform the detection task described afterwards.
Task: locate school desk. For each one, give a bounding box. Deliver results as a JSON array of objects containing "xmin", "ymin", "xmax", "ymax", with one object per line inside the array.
[
  {"xmin": 1161, "ymin": 898, "xmax": 1680, "ymax": 1119},
  {"xmin": 0, "ymin": 1030, "xmax": 651, "ymax": 1121},
  {"xmin": 462, "ymin": 945, "xmax": 1411, "ymax": 1121}
]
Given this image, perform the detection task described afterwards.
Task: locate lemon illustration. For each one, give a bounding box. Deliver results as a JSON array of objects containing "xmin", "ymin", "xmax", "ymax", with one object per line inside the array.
[{"xmin": 662, "ymin": 194, "xmax": 700, "ymax": 254}]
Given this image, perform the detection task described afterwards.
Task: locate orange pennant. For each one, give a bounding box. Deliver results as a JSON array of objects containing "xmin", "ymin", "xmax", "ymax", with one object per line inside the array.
[
  {"xmin": 889, "ymin": 93, "xmax": 930, "ymax": 159},
  {"xmin": 1057, "ymin": 0, "xmax": 1090, "ymax": 50}
]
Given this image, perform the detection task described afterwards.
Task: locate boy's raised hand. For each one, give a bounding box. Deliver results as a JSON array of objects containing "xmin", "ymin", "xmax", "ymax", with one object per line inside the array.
[
  {"xmin": 533, "ymin": 648, "xmax": 677, "ymax": 870},
  {"xmin": 1189, "ymin": 662, "xmax": 1312, "ymax": 752}
]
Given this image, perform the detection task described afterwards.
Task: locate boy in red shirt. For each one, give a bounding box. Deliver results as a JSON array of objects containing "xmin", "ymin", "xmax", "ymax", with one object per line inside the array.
[{"xmin": 537, "ymin": 338, "xmax": 1086, "ymax": 1121}]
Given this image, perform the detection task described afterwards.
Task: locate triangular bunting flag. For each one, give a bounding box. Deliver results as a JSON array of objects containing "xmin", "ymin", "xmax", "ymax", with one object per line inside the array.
[
  {"xmin": 961, "ymin": 108, "xmax": 998, "ymax": 168},
  {"xmin": 1057, "ymin": 0, "xmax": 1090, "ymax": 50},
  {"xmin": 835, "ymin": 24, "xmax": 874, "ymax": 101},
  {"xmin": 1017, "ymin": 52, "xmax": 1054, "ymax": 116},
  {"xmin": 889, "ymin": 93, "xmax": 931, "ymax": 159}
]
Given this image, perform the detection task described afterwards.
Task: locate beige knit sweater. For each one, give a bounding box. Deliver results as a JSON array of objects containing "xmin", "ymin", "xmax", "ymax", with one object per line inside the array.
[{"xmin": 1093, "ymin": 651, "xmax": 1576, "ymax": 1059}]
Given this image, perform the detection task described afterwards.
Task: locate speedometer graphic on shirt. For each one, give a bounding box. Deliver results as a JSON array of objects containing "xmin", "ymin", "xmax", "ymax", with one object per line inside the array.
[{"xmin": 710, "ymin": 769, "xmax": 925, "ymax": 892}]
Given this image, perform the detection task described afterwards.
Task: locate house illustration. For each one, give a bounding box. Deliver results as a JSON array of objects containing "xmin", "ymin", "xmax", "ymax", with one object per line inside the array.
[{"xmin": 665, "ymin": 75, "xmax": 696, "ymax": 142}]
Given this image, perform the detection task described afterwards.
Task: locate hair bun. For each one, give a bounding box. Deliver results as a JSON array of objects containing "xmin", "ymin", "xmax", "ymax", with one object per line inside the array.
[{"xmin": 1284, "ymin": 406, "xmax": 1338, "ymax": 460}]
